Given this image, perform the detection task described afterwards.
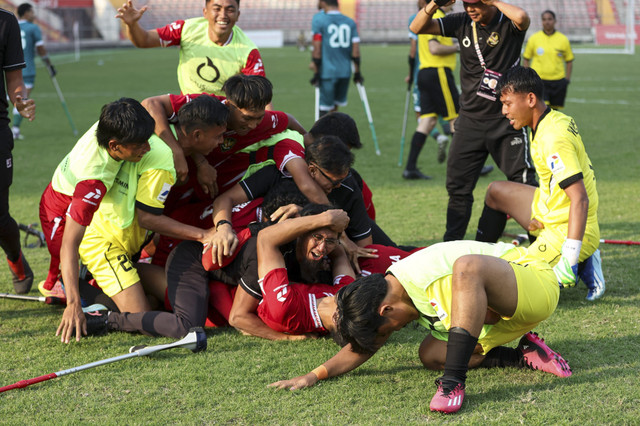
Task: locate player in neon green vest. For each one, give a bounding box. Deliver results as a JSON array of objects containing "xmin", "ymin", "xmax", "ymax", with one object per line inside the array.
[{"xmin": 116, "ymin": 0, "xmax": 265, "ymax": 95}]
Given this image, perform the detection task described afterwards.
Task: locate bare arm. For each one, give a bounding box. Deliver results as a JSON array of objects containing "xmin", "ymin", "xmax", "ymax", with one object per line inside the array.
[
  {"xmin": 137, "ymin": 209, "xmax": 216, "ymax": 245},
  {"xmin": 523, "ymin": 58, "xmax": 531, "ymax": 68},
  {"xmin": 487, "ymin": 0, "xmax": 530, "ymax": 32},
  {"xmin": 229, "ymin": 286, "xmax": 308, "ymax": 340},
  {"xmin": 141, "ymin": 95, "xmax": 190, "ymax": 183},
  {"xmin": 428, "ymin": 39, "xmax": 458, "ymax": 56},
  {"xmin": 351, "ymin": 42, "xmax": 361, "ymax": 74},
  {"xmin": 565, "ymin": 60, "xmax": 573, "ymax": 82},
  {"xmin": 56, "ymin": 218, "xmax": 87, "ymax": 343},
  {"xmin": 268, "ymin": 343, "xmax": 378, "ymax": 390},
  {"xmin": 409, "ymin": 1, "xmax": 443, "ymax": 35},
  {"xmin": 257, "ymin": 210, "xmax": 349, "ymax": 277},
  {"xmin": 208, "ymin": 184, "xmax": 249, "ymax": 265},
  {"xmin": 564, "ymin": 180, "xmax": 588, "ymax": 242},
  {"xmin": 285, "ymin": 158, "xmax": 329, "ymax": 205},
  {"xmin": 286, "ymin": 113, "xmax": 306, "ymax": 135},
  {"xmin": 6, "ymin": 70, "xmax": 35, "ymax": 121},
  {"xmin": 115, "ymin": 0, "xmax": 161, "ymax": 48}
]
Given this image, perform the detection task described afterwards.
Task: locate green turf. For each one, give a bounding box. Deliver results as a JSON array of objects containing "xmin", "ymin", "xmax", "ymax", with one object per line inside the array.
[{"xmin": 1, "ymin": 45, "xmax": 639, "ymax": 423}]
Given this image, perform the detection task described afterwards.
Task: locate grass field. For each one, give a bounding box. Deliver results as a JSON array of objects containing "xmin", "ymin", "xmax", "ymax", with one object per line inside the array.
[{"xmin": 1, "ymin": 45, "xmax": 639, "ymax": 424}]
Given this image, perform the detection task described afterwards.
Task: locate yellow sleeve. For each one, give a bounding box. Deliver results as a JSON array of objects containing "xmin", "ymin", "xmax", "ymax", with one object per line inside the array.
[{"xmin": 135, "ymin": 169, "xmax": 175, "ymax": 214}]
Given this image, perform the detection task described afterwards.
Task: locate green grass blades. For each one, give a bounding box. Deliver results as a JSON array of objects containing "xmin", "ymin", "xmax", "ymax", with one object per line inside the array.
[{"xmin": 1, "ymin": 45, "xmax": 639, "ymax": 423}]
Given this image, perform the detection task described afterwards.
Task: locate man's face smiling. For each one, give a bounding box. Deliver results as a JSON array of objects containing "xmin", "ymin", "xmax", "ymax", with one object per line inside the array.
[
  {"xmin": 500, "ymin": 89, "xmax": 534, "ymax": 130},
  {"xmin": 204, "ymin": 0, "xmax": 240, "ymax": 44},
  {"xmin": 225, "ymin": 101, "xmax": 265, "ymax": 135}
]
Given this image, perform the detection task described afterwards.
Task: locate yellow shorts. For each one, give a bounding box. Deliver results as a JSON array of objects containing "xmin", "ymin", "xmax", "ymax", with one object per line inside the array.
[
  {"xmin": 78, "ymin": 228, "xmax": 140, "ymax": 297},
  {"xmin": 528, "ymin": 222, "xmax": 600, "ymax": 265},
  {"xmin": 428, "ymin": 258, "xmax": 559, "ymax": 355}
]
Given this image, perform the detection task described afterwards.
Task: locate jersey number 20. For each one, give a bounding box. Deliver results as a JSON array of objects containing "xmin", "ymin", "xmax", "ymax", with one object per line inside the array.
[{"xmin": 328, "ymin": 24, "xmax": 351, "ymax": 48}]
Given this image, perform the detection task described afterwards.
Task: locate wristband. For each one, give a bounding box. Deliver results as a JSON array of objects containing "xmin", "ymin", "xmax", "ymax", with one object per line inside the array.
[
  {"xmin": 351, "ymin": 56, "xmax": 361, "ymax": 66},
  {"xmin": 312, "ymin": 57, "xmax": 322, "ymax": 69},
  {"xmin": 215, "ymin": 220, "xmax": 232, "ymax": 231},
  {"xmin": 562, "ymin": 238, "xmax": 582, "ymax": 266},
  {"xmin": 311, "ymin": 365, "xmax": 328, "ymax": 380}
]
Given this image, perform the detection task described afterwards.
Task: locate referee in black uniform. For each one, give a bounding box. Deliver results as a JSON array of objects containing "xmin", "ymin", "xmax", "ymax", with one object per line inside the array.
[{"xmin": 410, "ymin": 0, "xmax": 537, "ymax": 241}]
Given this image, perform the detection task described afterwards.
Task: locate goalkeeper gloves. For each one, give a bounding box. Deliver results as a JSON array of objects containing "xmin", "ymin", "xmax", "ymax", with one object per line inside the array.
[{"xmin": 553, "ymin": 239, "xmax": 581, "ymax": 288}]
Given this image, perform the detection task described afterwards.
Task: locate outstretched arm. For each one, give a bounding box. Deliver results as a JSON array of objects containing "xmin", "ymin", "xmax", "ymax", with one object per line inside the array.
[
  {"xmin": 268, "ymin": 343, "xmax": 377, "ymax": 390},
  {"xmin": 115, "ymin": 0, "xmax": 161, "ymax": 48}
]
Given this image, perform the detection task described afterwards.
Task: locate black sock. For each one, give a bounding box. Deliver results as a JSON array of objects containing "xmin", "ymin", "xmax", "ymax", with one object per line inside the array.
[
  {"xmin": 476, "ymin": 203, "xmax": 508, "ymax": 242},
  {"xmin": 478, "ymin": 346, "xmax": 524, "ymax": 369},
  {"xmin": 442, "ymin": 327, "xmax": 478, "ymax": 385},
  {"xmin": 405, "ymin": 132, "xmax": 427, "ymax": 171}
]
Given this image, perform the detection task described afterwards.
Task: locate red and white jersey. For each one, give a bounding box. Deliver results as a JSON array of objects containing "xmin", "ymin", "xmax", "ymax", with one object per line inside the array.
[
  {"xmin": 257, "ymin": 268, "xmax": 354, "ymax": 335},
  {"xmin": 358, "ymin": 244, "xmax": 416, "ymax": 276}
]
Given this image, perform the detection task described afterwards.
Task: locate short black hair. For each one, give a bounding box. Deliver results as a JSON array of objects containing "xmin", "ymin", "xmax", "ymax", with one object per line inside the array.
[
  {"xmin": 305, "ymin": 135, "xmax": 354, "ymax": 176},
  {"xmin": 309, "ymin": 112, "xmax": 362, "ymax": 149},
  {"xmin": 335, "ymin": 274, "xmax": 389, "ymax": 354},
  {"xmin": 222, "ymin": 75, "xmax": 272, "ymax": 111},
  {"xmin": 177, "ymin": 95, "xmax": 229, "ymax": 134},
  {"xmin": 96, "ymin": 98, "xmax": 155, "ymax": 149},
  {"xmin": 17, "ymin": 3, "xmax": 32, "ymax": 17},
  {"xmin": 496, "ymin": 66, "xmax": 544, "ymax": 100},
  {"xmin": 261, "ymin": 178, "xmax": 309, "ymax": 219},
  {"xmin": 541, "ymin": 10, "xmax": 556, "ymax": 20},
  {"xmin": 206, "ymin": 0, "xmax": 239, "ymax": 6},
  {"xmin": 323, "ymin": 0, "xmax": 339, "ymax": 6},
  {"xmin": 300, "ymin": 202, "xmax": 335, "ymax": 217}
]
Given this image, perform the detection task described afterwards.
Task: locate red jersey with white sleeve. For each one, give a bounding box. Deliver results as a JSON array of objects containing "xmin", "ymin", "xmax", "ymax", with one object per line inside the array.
[{"xmin": 257, "ymin": 268, "xmax": 355, "ymax": 335}]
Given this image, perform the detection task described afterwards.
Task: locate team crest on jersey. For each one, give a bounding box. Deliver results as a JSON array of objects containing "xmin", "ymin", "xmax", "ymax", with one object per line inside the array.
[
  {"xmin": 487, "ymin": 32, "xmax": 500, "ymax": 47},
  {"xmin": 220, "ymin": 136, "xmax": 237, "ymax": 152},
  {"xmin": 537, "ymin": 47, "xmax": 545, "ymax": 56},
  {"xmin": 157, "ymin": 183, "xmax": 173, "ymax": 203},
  {"xmin": 547, "ymin": 153, "xmax": 565, "ymax": 174}
]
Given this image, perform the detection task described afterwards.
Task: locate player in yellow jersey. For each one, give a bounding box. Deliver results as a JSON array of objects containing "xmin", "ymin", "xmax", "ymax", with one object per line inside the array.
[
  {"xmin": 475, "ymin": 66, "xmax": 604, "ymax": 301},
  {"xmin": 270, "ymin": 241, "xmax": 571, "ymax": 414},
  {"xmin": 523, "ymin": 10, "xmax": 574, "ymax": 110}
]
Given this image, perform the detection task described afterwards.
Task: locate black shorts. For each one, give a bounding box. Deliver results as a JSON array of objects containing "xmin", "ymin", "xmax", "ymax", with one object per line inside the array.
[
  {"xmin": 417, "ymin": 67, "xmax": 459, "ymax": 120},
  {"xmin": 542, "ymin": 78, "xmax": 569, "ymax": 108}
]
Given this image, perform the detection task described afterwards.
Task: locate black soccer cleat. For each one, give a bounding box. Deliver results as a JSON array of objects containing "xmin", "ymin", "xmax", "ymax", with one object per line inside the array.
[{"xmin": 403, "ymin": 169, "xmax": 432, "ymax": 180}]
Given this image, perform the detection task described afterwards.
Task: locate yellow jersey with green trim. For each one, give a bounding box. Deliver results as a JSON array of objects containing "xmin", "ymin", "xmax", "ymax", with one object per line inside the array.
[
  {"xmin": 417, "ymin": 9, "xmax": 456, "ymax": 70},
  {"xmin": 176, "ymin": 20, "xmax": 262, "ymax": 95},
  {"xmin": 530, "ymin": 108, "xmax": 598, "ymax": 229},
  {"xmin": 523, "ymin": 30, "xmax": 574, "ymax": 81},
  {"xmin": 51, "ymin": 122, "xmax": 122, "ymax": 196},
  {"xmin": 388, "ymin": 241, "xmax": 524, "ymax": 335},
  {"xmin": 84, "ymin": 136, "xmax": 176, "ymax": 255}
]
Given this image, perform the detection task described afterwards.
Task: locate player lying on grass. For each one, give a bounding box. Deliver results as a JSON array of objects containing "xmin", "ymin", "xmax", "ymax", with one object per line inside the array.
[
  {"xmin": 76, "ymin": 202, "xmax": 346, "ymax": 340},
  {"xmin": 141, "ymin": 75, "xmax": 312, "ymax": 201},
  {"xmin": 270, "ymin": 241, "xmax": 571, "ymax": 414},
  {"xmin": 58, "ymin": 96, "xmax": 228, "ymax": 343},
  {"xmin": 475, "ymin": 66, "xmax": 604, "ymax": 301}
]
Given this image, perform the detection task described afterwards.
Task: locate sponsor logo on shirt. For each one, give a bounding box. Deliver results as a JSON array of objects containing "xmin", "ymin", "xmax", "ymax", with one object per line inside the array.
[
  {"xmin": 157, "ymin": 183, "xmax": 173, "ymax": 203},
  {"xmin": 547, "ymin": 153, "xmax": 565, "ymax": 174},
  {"xmin": 6, "ymin": 158, "xmax": 12, "ymax": 169},
  {"xmin": 271, "ymin": 114, "xmax": 279, "ymax": 129},
  {"xmin": 82, "ymin": 188, "xmax": 102, "ymax": 206},
  {"xmin": 511, "ymin": 137, "xmax": 523, "ymax": 146},
  {"xmin": 275, "ymin": 284, "xmax": 289, "ymax": 302}
]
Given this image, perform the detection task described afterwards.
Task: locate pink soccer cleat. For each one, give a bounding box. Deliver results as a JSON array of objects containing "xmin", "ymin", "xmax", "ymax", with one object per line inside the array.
[
  {"xmin": 429, "ymin": 378, "xmax": 465, "ymax": 414},
  {"xmin": 518, "ymin": 332, "xmax": 572, "ymax": 378}
]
